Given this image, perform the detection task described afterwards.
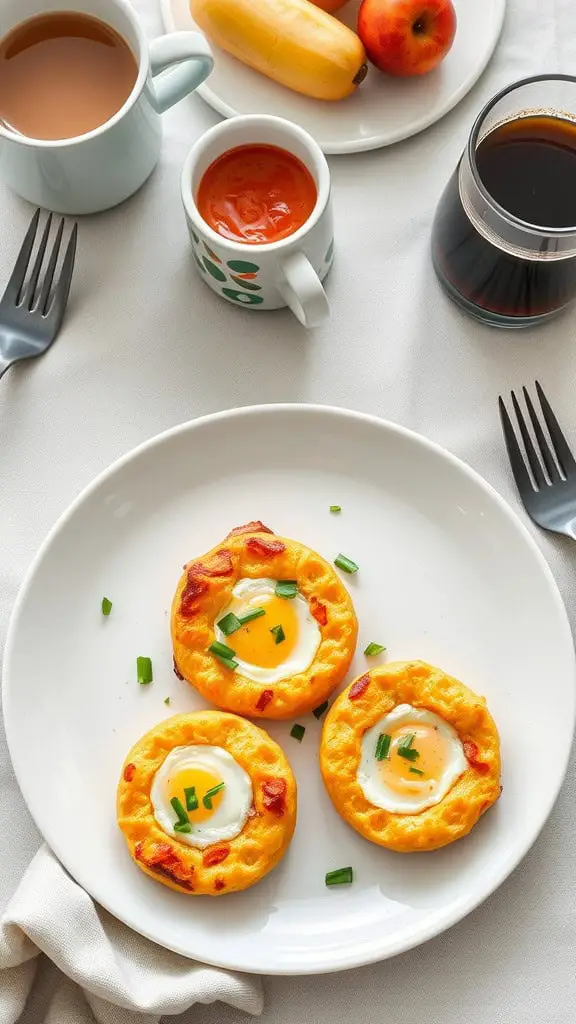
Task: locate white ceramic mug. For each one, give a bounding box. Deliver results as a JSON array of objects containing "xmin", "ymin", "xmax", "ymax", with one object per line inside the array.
[
  {"xmin": 181, "ymin": 115, "xmax": 333, "ymax": 328},
  {"xmin": 0, "ymin": 0, "xmax": 214, "ymax": 215}
]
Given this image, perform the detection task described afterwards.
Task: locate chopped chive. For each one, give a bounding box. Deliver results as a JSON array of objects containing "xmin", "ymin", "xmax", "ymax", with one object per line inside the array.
[
  {"xmin": 290, "ymin": 723, "xmax": 306, "ymax": 742},
  {"xmin": 313, "ymin": 700, "xmax": 329, "ymax": 719},
  {"xmin": 334, "ymin": 553, "xmax": 359, "ymax": 574},
  {"xmin": 238, "ymin": 607, "xmax": 266, "ymax": 625},
  {"xmin": 275, "ymin": 580, "xmax": 298, "ymax": 599},
  {"xmin": 216, "ymin": 655, "xmax": 238, "ymax": 671},
  {"xmin": 325, "ymin": 866, "xmax": 353, "ymax": 886},
  {"xmin": 270, "ymin": 624, "xmax": 286, "ymax": 645},
  {"xmin": 397, "ymin": 733, "xmax": 420, "ymax": 762},
  {"xmin": 185, "ymin": 786, "xmax": 198, "ymax": 811},
  {"xmin": 364, "ymin": 642, "xmax": 386, "ymax": 656},
  {"xmin": 203, "ymin": 781, "xmax": 225, "ymax": 809},
  {"xmin": 174, "ymin": 822, "xmax": 192, "ymax": 833},
  {"xmin": 209, "ymin": 640, "xmax": 236, "ymax": 660},
  {"xmin": 101, "ymin": 597, "xmax": 112, "ymax": 616},
  {"xmin": 137, "ymin": 656, "xmax": 153, "ymax": 685},
  {"xmin": 375, "ymin": 733, "xmax": 391, "ymax": 761},
  {"xmin": 329, "ymin": 505, "xmax": 342, "ymax": 513},
  {"xmin": 217, "ymin": 612, "xmax": 242, "ymax": 636},
  {"xmin": 164, "ymin": 697, "xmax": 171, "ymax": 706},
  {"xmin": 170, "ymin": 796, "xmax": 189, "ymax": 826},
  {"xmin": 409, "ymin": 767, "xmax": 424, "ymax": 776}
]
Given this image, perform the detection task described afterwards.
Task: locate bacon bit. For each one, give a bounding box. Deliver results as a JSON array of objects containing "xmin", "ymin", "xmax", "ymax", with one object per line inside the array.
[
  {"xmin": 123, "ymin": 763, "xmax": 136, "ymax": 782},
  {"xmin": 145, "ymin": 843, "xmax": 175, "ymax": 866},
  {"xmin": 214, "ymin": 878, "xmax": 226, "ymax": 891},
  {"xmin": 152, "ymin": 864, "xmax": 194, "ymax": 890},
  {"xmin": 196, "ymin": 549, "xmax": 234, "ymax": 577},
  {"xmin": 246, "ymin": 536, "xmax": 286, "ymax": 558},
  {"xmin": 309, "ymin": 596, "xmax": 327, "ymax": 626},
  {"xmin": 463, "ymin": 740, "xmax": 490, "ymax": 774},
  {"xmin": 262, "ymin": 778, "xmax": 287, "ymax": 817},
  {"xmin": 180, "ymin": 571, "xmax": 209, "ymax": 617},
  {"xmin": 227, "ymin": 520, "xmax": 274, "ymax": 537},
  {"xmin": 134, "ymin": 842, "xmax": 144, "ymax": 861},
  {"xmin": 203, "ymin": 846, "xmax": 230, "ymax": 867},
  {"xmin": 256, "ymin": 689, "xmax": 273, "ymax": 711},
  {"xmin": 138, "ymin": 842, "xmax": 195, "ymax": 890},
  {"xmin": 173, "ymin": 657, "xmax": 184, "ymax": 680},
  {"xmin": 349, "ymin": 673, "xmax": 371, "ymax": 700}
]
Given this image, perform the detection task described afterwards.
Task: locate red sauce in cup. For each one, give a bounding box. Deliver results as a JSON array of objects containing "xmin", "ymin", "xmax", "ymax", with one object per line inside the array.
[{"xmin": 197, "ymin": 143, "xmax": 317, "ymax": 245}]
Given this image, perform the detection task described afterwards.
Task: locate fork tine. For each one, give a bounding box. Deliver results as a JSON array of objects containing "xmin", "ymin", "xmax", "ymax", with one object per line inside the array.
[
  {"xmin": 535, "ymin": 380, "xmax": 576, "ymax": 478},
  {"xmin": 510, "ymin": 390, "xmax": 546, "ymax": 489},
  {"xmin": 38, "ymin": 218, "xmax": 64, "ymax": 315},
  {"xmin": 522, "ymin": 386, "xmax": 560, "ymax": 483},
  {"xmin": 46, "ymin": 222, "xmax": 77, "ymax": 324},
  {"xmin": 499, "ymin": 396, "xmax": 535, "ymax": 496},
  {"xmin": 22, "ymin": 213, "xmax": 52, "ymax": 310},
  {"xmin": 2, "ymin": 209, "xmax": 41, "ymax": 304}
]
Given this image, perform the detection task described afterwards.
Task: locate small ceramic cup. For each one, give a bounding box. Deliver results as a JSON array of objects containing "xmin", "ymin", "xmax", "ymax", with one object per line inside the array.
[
  {"xmin": 181, "ymin": 115, "xmax": 333, "ymax": 328},
  {"xmin": 0, "ymin": 0, "xmax": 214, "ymax": 214}
]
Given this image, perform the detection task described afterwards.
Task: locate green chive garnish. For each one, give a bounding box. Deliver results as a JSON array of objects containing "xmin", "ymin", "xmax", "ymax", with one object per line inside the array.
[
  {"xmin": 238, "ymin": 607, "xmax": 266, "ymax": 625},
  {"xmin": 137, "ymin": 656, "xmax": 153, "ymax": 685},
  {"xmin": 185, "ymin": 786, "xmax": 198, "ymax": 811},
  {"xmin": 275, "ymin": 580, "xmax": 298, "ymax": 599},
  {"xmin": 325, "ymin": 866, "xmax": 353, "ymax": 886},
  {"xmin": 101, "ymin": 597, "xmax": 112, "ymax": 616},
  {"xmin": 170, "ymin": 796, "xmax": 189, "ymax": 826},
  {"xmin": 375, "ymin": 733, "xmax": 391, "ymax": 760},
  {"xmin": 334, "ymin": 554, "xmax": 359, "ymax": 574},
  {"xmin": 208, "ymin": 641, "xmax": 239, "ymax": 670},
  {"xmin": 397, "ymin": 733, "xmax": 420, "ymax": 762},
  {"xmin": 364, "ymin": 642, "xmax": 386, "ymax": 656},
  {"xmin": 271, "ymin": 624, "xmax": 285, "ymax": 644},
  {"xmin": 217, "ymin": 612, "xmax": 242, "ymax": 636},
  {"xmin": 329, "ymin": 505, "xmax": 342, "ymax": 513},
  {"xmin": 313, "ymin": 701, "xmax": 329, "ymax": 719},
  {"xmin": 164, "ymin": 697, "xmax": 171, "ymax": 706},
  {"xmin": 290, "ymin": 723, "xmax": 306, "ymax": 742},
  {"xmin": 409, "ymin": 767, "xmax": 424, "ymax": 776},
  {"xmin": 174, "ymin": 822, "xmax": 192, "ymax": 833},
  {"xmin": 203, "ymin": 781, "xmax": 225, "ymax": 809}
]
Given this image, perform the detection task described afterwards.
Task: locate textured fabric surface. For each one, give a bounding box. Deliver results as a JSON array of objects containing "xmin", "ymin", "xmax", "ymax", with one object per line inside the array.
[{"xmin": 1, "ymin": 0, "xmax": 576, "ymax": 1021}]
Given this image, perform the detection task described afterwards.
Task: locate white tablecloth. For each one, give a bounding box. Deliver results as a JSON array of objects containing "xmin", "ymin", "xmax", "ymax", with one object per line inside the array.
[{"xmin": 1, "ymin": 0, "xmax": 575, "ymax": 1020}]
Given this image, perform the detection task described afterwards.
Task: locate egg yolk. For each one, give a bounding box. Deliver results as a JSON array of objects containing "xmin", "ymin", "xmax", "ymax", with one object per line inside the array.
[
  {"xmin": 167, "ymin": 767, "xmax": 224, "ymax": 824},
  {"xmin": 227, "ymin": 592, "xmax": 299, "ymax": 668},
  {"xmin": 380, "ymin": 724, "xmax": 449, "ymax": 793}
]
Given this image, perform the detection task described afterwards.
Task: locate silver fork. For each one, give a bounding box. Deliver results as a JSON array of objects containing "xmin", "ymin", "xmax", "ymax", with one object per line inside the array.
[
  {"xmin": 0, "ymin": 209, "xmax": 78, "ymax": 380},
  {"xmin": 499, "ymin": 381, "xmax": 576, "ymax": 539}
]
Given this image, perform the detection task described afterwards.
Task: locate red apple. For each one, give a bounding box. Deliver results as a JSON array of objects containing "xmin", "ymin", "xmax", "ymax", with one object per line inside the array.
[{"xmin": 358, "ymin": 0, "xmax": 457, "ymax": 77}]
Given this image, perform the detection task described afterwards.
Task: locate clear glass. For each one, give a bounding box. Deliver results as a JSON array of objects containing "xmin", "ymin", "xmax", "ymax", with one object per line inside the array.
[{"xmin": 431, "ymin": 75, "xmax": 576, "ymax": 328}]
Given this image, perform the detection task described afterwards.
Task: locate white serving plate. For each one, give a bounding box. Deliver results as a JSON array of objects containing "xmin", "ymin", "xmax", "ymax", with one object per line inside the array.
[
  {"xmin": 161, "ymin": 0, "xmax": 506, "ymax": 153},
  {"xmin": 3, "ymin": 405, "xmax": 574, "ymax": 974}
]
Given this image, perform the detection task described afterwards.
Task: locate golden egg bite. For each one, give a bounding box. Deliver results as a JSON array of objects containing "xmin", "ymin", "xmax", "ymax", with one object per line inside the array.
[
  {"xmin": 117, "ymin": 710, "xmax": 296, "ymax": 895},
  {"xmin": 171, "ymin": 521, "xmax": 358, "ymax": 719},
  {"xmin": 320, "ymin": 661, "xmax": 501, "ymax": 852}
]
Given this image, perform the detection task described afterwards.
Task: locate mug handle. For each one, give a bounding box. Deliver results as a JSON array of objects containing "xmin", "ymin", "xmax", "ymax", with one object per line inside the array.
[
  {"xmin": 277, "ymin": 251, "xmax": 330, "ymax": 328},
  {"xmin": 149, "ymin": 32, "xmax": 214, "ymax": 114}
]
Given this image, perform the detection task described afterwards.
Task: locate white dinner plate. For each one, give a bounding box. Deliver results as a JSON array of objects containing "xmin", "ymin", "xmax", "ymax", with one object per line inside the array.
[
  {"xmin": 161, "ymin": 0, "xmax": 506, "ymax": 153},
  {"xmin": 3, "ymin": 405, "xmax": 574, "ymax": 974}
]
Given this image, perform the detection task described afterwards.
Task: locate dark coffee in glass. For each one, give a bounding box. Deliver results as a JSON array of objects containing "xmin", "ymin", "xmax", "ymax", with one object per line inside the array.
[{"xmin": 432, "ymin": 75, "xmax": 576, "ymax": 328}]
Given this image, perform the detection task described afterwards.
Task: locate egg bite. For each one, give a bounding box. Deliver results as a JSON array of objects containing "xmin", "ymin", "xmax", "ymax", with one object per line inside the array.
[
  {"xmin": 171, "ymin": 521, "xmax": 358, "ymax": 719},
  {"xmin": 320, "ymin": 661, "xmax": 501, "ymax": 852},
  {"xmin": 117, "ymin": 710, "xmax": 296, "ymax": 895}
]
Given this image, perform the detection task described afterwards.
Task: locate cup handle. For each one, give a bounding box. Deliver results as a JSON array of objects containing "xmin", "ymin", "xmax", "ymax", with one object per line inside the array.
[
  {"xmin": 277, "ymin": 251, "xmax": 330, "ymax": 328},
  {"xmin": 149, "ymin": 32, "xmax": 214, "ymax": 114}
]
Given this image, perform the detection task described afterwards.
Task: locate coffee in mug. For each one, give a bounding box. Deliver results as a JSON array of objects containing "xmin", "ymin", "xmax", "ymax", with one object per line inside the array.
[{"xmin": 0, "ymin": 12, "xmax": 138, "ymax": 141}]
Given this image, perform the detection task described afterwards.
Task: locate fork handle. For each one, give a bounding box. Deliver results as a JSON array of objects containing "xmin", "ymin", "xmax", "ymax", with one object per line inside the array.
[{"xmin": 0, "ymin": 356, "xmax": 12, "ymax": 380}]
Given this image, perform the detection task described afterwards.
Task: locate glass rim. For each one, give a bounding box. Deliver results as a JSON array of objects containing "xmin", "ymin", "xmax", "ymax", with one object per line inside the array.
[{"xmin": 468, "ymin": 73, "xmax": 576, "ymax": 238}]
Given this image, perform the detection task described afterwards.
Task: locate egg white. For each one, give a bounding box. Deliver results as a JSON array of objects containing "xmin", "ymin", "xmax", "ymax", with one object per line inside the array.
[
  {"xmin": 214, "ymin": 577, "xmax": 321, "ymax": 684},
  {"xmin": 358, "ymin": 704, "xmax": 467, "ymax": 814},
  {"xmin": 151, "ymin": 745, "xmax": 252, "ymax": 850}
]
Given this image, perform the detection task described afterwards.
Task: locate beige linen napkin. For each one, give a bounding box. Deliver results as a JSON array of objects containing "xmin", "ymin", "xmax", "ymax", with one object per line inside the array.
[{"xmin": 0, "ymin": 845, "xmax": 263, "ymax": 1024}]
